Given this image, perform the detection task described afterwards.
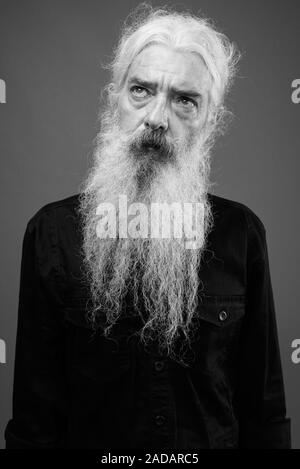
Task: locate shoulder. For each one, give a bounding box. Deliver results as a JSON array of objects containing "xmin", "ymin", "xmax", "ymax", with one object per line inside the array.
[
  {"xmin": 25, "ymin": 193, "xmax": 81, "ymax": 237},
  {"xmin": 207, "ymin": 192, "xmax": 266, "ymax": 234},
  {"xmin": 28, "ymin": 193, "xmax": 80, "ymax": 225},
  {"xmin": 23, "ymin": 194, "xmax": 84, "ymax": 291},
  {"xmin": 24, "ymin": 194, "xmax": 81, "ymax": 260},
  {"xmin": 208, "ymin": 193, "xmax": 267, "ymax": 262}
]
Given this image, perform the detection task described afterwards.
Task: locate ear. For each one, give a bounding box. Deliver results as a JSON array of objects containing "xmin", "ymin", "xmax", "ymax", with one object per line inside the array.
[
  {"xmin": 106, "ymin": 82, "xmax": 119, "ymax": 108},
  {"xmin": 205, "ymin": 96, "xmax": 219, "ymax": 128}
]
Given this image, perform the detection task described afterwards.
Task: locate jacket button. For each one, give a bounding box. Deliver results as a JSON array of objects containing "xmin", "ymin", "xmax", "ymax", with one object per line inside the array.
[
  {"xmin": 155, "ymin": 415, "xmax": 166, "ymax": 427},
  {"xmin": 219, "ymin": 310, "xmax": 228, "ymax": 322},
  {"xmin": 154, "ymin": 360, "xmax": 164, "ymax": 372}
]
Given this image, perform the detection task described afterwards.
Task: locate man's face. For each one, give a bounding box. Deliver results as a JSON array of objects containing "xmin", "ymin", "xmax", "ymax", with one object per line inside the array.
[{"xmin": 117, "ymin": 44, "xmax": 211, "ymax": 146}]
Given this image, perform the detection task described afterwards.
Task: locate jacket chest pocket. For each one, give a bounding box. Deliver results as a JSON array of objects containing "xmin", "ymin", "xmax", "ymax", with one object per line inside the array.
[
  {"xmin": 190, "ymin": 294, "xmax": 246, "ymax": 371},
  {"xmin": 197, "ymin": 294, "xmax": 245, "ymax": 327},
  {"xmin": 63, "ymin": 298, "xmax": 136, "ymax": 384}
]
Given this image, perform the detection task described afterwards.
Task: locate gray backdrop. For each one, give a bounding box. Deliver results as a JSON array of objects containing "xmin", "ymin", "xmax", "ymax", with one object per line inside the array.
[{"xmin": 0, "ymin": 0, "xmax": 299, "ymax": 449}]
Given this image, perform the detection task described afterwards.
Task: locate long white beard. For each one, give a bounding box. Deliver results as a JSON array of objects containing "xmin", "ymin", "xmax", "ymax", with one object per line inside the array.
[{"xmin": 77, "ymin": 107, "xmax": 214, "ymax": 364}]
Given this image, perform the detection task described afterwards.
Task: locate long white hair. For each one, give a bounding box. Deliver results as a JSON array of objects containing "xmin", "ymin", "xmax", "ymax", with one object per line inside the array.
[{"xmin": 77, "ymin": 5, "xmax": 240, "ymax": 365}]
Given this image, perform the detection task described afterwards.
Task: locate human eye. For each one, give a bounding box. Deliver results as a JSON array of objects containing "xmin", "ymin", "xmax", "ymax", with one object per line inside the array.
[
  {"xmin": 130, "ymin": 85, "xmax": 150, "ymax": 99},
  {"xmin": 175, "ymin": 95, "xmax": 197, "ymax": 110}
]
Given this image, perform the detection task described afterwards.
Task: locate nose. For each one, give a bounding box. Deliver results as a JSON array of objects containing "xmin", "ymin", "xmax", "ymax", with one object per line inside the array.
[{"xmin": 144, "ymin": 97, "xmax": 168, "ymax": 132}]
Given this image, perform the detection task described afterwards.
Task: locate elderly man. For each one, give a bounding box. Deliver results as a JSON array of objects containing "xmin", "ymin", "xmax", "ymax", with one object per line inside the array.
[{"xmin": 5, "ymin": 7, "xmax": 291, "ymax": 449}]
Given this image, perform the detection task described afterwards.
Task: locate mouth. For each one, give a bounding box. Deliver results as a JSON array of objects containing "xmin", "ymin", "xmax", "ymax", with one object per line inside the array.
[
  {"xmin": 143, "ymin": 141, "xmax": 161, "ymax": 150},
  {"xmin": 144, "ymin": 145, "xmax": 171, "ymax": 163},
  {"xmin": 130, "ymin": 130, "xmax": 175, "ymax": 164}
]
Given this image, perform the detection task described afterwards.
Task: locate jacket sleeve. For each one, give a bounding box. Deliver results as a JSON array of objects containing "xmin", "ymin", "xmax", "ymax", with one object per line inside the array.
[
  {"xmin": 5, "ymin": 211, "xmax": 67, "ymax": 448},
  {"xmin": 236, "ymin": 212, "xmax": 291, "ymax": 448}
]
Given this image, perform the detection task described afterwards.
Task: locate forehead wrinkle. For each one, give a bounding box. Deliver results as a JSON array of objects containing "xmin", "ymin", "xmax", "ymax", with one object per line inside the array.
[
  {"xmin": 127, "ymin": 48, "xmax": 209, "ymax": 96},
  {"xmin": 128, "ymin": 64, "xmax": 205, "ymax": 92}
]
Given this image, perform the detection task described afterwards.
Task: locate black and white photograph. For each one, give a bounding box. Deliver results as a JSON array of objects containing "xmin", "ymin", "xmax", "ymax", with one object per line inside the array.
[{"xmin": 0, "ymin": 0, "xmax": 299, "ymax": 453}]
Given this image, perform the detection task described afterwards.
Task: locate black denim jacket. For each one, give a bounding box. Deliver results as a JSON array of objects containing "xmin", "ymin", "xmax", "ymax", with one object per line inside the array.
[{"xmin": 5, "ymin": 193, "xmax": 291, "ymax": 449}]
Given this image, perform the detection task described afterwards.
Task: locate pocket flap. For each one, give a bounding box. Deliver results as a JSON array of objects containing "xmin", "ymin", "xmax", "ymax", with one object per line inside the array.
[
  {"xmin": 198, "ymin": 295, "xmax": 246, "ymax": 327},
  {"xmin": 63, "ymin": 297, "xmax": 144, "ymax": 332}
]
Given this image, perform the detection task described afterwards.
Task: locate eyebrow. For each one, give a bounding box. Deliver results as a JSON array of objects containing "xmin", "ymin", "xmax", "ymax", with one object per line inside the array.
[{"xmin": 128, "ymin": 76, "xmax": 202, "ymax": 99}]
